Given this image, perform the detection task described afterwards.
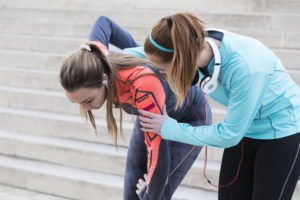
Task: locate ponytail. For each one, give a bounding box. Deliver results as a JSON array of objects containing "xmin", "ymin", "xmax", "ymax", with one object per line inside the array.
[{"xmin": 144, "ymin": 12, "xmax": 206, "ymax": 108}]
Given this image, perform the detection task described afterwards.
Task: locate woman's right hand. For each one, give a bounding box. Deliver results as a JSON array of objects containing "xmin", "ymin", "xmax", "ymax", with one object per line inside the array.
[
  {"xmin": 136, "ymin": 173, "xmax": 148, "ymax": 195},
  {"xmin": 138, "ymin": 106, "xmax": 169, "ymax": 135}
]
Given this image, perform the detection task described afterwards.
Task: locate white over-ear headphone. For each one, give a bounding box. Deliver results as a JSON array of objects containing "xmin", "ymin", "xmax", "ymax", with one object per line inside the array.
[{"xmin": 198, "ymin": 37, "xmax": 221, "ymax": 94}]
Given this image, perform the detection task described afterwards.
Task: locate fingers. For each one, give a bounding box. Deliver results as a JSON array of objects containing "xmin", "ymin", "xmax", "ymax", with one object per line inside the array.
[
  {"xmin": 140, "ymin": 121, "xmax": 153, "ymax": 129},
  {"xmin": 136, "ymin": 174, "xmax": 149, "ymax": 195},
  {"xmin": 138, "ymin": 109, "xmax": 158, "ymax": 118},
  {"xmin": 138, "ymin": 178, "xmax": 145, "ymax": 184},
  {"xmin": 136, "ymin": 180, "xmax": 143, "ymax": 193},
  {"xmin": 139, "ymin": 116, "xmax": 153, "ymax": 123},
  {"xmin": 136, "ymin": 177, "xmax": 147, "ymax": 195},
  {"xmin": 141, "ymin": 127, "xmax": 156, "ymax": 133}
]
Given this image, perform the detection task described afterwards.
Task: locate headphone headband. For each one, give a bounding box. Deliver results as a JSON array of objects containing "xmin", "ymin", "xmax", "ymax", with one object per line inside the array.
[{"xmin": 199, "ymin": 37, "xmax": 221, "ymax": 94}]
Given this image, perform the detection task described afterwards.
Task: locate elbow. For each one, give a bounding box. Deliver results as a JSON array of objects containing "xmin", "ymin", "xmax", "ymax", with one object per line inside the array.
[
  {"xmin": 95, "ymin": 15, "xmax": 112, "ymax": 25},
  {"xmin": 217, "ymin": 124, "xmax": 245, "ymax": 148},
  {"xmin": 222, "ymin": 135, "xmax": 243, "ymax": 148}
]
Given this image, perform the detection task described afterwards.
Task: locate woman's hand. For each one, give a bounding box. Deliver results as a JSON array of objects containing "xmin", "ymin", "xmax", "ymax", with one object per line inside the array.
[
  {"xmin": 138, "ymin": 106, "xmax": 169, "ymax": 134},
  {"xmin": 136, "ymin": 173, "xmax": 148, "ymax": 195}
]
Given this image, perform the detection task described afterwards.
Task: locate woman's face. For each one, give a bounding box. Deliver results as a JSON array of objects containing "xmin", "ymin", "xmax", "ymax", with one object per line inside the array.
[
  {"xmin": 146, "ymin": 54, "xmax": 170, "ymax": 74},
  {"xmin": 64, "ymin": 85, "xmax": 107, "ymax": 112}
]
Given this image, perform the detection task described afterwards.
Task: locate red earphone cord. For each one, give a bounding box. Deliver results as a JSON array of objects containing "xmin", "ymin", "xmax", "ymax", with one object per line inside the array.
[{"xmin": 187, "ymin": 95, "xmax": 244, "ymax": 188}]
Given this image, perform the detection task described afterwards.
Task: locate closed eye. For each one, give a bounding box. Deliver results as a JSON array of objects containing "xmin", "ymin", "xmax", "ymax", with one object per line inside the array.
[{"xmin": 86, "ymin": 99, "xmax": 93, "ymax": 103}]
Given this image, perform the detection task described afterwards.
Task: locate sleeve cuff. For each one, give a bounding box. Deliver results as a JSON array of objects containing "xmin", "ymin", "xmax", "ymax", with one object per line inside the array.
[{"xmin": 161, "ymin": 117, "xmax": 177, "ymax": 140}]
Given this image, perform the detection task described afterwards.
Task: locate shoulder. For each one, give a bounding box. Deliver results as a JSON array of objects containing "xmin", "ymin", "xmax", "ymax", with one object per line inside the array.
[{"xmin": 122, "ymin": 47, "xmax": 146, "ymax": 58}]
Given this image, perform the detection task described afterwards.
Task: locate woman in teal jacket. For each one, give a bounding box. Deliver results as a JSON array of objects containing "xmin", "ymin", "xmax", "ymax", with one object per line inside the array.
[{"xmin": 137, "ymin": 12, "xmax": 300, "ymax": 200}]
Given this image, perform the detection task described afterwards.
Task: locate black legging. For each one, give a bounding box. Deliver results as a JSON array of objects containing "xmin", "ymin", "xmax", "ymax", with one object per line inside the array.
[{"xmin": 219, "ymin": 132, "xmax": 300, "ymax": 200}]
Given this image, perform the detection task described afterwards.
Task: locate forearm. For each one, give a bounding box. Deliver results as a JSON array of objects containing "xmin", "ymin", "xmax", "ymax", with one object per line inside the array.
[{"xmin": 161, "ymin": 118, "xmax": 242, "ymax": 148}]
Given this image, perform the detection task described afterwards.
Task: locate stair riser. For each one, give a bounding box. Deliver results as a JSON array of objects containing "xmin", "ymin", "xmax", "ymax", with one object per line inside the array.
[
  {"xmin": 0, "ymin": 111, "xmax": 132, "ymax": 146},
  {"xmin": 0, "ymin": 167, "xmax": 123, "ymax": 200}
]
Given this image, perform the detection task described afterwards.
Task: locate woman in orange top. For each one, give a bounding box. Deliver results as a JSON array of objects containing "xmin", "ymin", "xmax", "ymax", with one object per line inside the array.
[{"xmin": 60, "ymin": 16, "xmax": 211, "ymax": 200}]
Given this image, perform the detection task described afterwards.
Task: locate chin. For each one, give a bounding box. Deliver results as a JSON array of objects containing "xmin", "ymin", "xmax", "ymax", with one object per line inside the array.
[{"xmin": 94, "ymin": 104, "xmax": 103, "ymax": 110}]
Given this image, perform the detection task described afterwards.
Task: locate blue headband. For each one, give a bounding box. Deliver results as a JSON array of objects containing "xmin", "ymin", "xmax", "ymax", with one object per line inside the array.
[{"xmin": 149, "ymin": 31, "xmax": 174, "ymax": 53}]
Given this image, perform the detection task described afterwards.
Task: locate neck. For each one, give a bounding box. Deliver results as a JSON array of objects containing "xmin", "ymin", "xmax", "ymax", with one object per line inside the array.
[{"xmin": 196, "ymin": 37, "xmax": 220, "ymax": 68}]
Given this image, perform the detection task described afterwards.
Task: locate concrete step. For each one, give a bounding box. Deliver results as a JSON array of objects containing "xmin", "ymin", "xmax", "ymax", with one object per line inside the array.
[
  {"xmin": 286, "ymin": 31, "xmax": 300, "ymax": 49},
  {"xmin": 0, "ymin": 34, "xmax": 85, "ymax": 54},
  {"xmin": 0, "ymin": 0, "xmax": 134, "ymax": 10},
  {"xmin": 288, "ymin": 69, "xmax": 300, "ymax": 85},
  {"xmin": 273, "ymin": 48, "xmax": 300, "ymax": 70},
  {"xmin": 0, "ymin": 33, "xmax": 141, "ymax": 55},
  {"xmin": 251, "ymin": 0, "xmax": 300, "ymax": 14},
  {"xmin": 0, "ymin": 105, "xmax": 132, "ymax": 147},
  {"xmin": 0, "ymin": 154, "xmax": 124, "ymax": 200},
  {"xmin": 1, "ymin": 0, "xmax": 300, "ymax": 14},
  {"xmin": 0, "ymin": 130, "xmax": 127, "ymax": 176},
  {"xmin": 0, "ymin": 85, "xmax": 86, "ymax": 117},
  {"xmin": 0, "ymin": 21, "xmax": 91, "ymax": 38},
  {"xmin": 0, "ymin": 66, "xmax": 60, "ymax": 91},
  {"xmin": 0, "ymin": 0, "xmax": 249, "ymax": 13},
  {"xmin": 0, "ymin": 33, "xmax": 142, "ymax": 54},
  {"xmin": 0, "ymin": 184, "xmax": 70, "ymax": 200},
  {"xmin": 0, "ymin": 155, "xmax": 218, "ymax": 200},
  {"xmin": 0, "ymin": 49, "xmax": 64, "ymax": 71},
  {"xmin": 0, "ymin": 130, "xmax": 222, "ymax": 189},
  {"xmin": 2, "ymin": 8, "xmax": 300, "ymax": 32}
]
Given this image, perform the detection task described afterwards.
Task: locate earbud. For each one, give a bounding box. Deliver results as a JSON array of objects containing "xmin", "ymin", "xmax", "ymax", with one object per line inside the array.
[{"xmin": 103, "ymin": 80, "xmax": 108, "ymax": 87}]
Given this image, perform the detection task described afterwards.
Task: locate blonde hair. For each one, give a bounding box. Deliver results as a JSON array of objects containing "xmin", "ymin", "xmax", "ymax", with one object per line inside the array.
[
  {"xmin": 144, "ymin": 12, "xmax": 207, "ymax": 108},
  {"xmin": 60, "ymin": 42, "xmax": 151, "ymax": 147}
]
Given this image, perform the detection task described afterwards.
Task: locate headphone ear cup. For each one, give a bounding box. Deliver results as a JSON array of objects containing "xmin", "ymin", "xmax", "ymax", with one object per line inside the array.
[{"xmin": 200, "ymin": 76, "xmax": 211, "ymax": 90}]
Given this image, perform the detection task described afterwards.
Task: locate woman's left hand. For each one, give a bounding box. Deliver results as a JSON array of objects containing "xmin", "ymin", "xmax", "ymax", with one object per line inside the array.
[
  {"xmin": 136, "ymin": 173, "xmax": 148, "ymax": 195},
  {"xmin": 138, "ymin": 106, "xmax": 169, "ymax": 134}
]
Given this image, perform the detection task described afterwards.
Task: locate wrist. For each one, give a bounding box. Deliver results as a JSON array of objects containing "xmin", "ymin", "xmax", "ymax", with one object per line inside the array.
[{"xmin": 161, "ymin": 117, "xmax": 174, "ymax": 139}]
